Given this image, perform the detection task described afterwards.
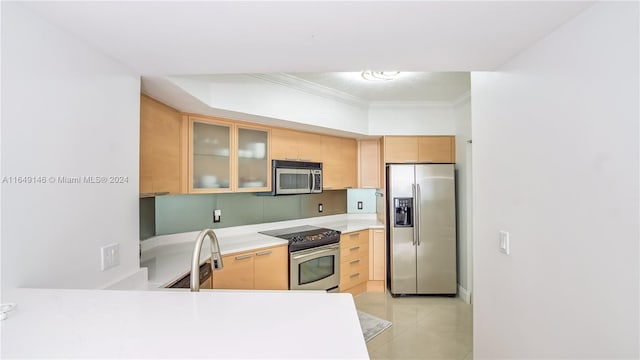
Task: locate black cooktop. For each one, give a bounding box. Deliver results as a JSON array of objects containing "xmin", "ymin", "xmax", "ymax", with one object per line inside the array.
[{"xmin": 260, "ymin": 225, "xmax": 341, "ymax": 252}]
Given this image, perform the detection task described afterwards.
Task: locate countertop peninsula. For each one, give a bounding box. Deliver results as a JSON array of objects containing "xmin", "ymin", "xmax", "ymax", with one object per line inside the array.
[{"xmin": 1, "ymin": 288, "xmax": 369, "ymax": 359}]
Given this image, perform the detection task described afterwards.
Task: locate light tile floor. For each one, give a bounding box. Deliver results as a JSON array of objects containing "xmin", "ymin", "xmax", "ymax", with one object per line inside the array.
[{"xmin": 354, "ymin": 291, "xmax": 473, "ymax": 360}]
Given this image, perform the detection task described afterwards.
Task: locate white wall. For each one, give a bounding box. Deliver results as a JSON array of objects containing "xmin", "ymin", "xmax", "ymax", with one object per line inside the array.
[
  {"xmin": 1, "ymin": 3, "xmax": 141, "ymax": 290},
  {"xmin": 472, "ymin": 2, "xmax": 638, "ymax": 358},
  {"xmin": 168, "ymin": 75, "xmax": 370, "ymax": 135},
  {"xmin": 368, "ymin": 103, "xmax": 456, "ymax": 135},
  {"xmin": 453, "ymin": 98, "xmax": 472, "ymax": 301}
]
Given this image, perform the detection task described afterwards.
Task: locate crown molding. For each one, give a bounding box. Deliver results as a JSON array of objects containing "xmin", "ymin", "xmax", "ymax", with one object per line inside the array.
[
  {"xmin": 369, "ymin": 100, "xmax": 453, "ymax": 108},
  {"xmin": 249, "ymin": 73, "xmax": 369, "ymax": 108}
]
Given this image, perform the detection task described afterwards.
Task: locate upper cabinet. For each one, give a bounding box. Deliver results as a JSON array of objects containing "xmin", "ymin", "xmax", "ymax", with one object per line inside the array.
[
  {"xmin": 271, "ymin": 128, "xmax": 322, "ymax": 162},
  {"xmin": 186, "ymin": 115, "xmax": 270, "ymax": 193},
  {"xmin": 384, "ymin": 136, "xmax": 455, "ymax": 164},
  {"xmin": 236, "ymin": 125, "xmax": 270, "ymax": 191},
  {"xmin": 321, "ymin": 136, "xmax": 357, "ymax": 190},
  {"xmin": 139, "ymin": 95, "xmax": 183, "ymax": 195},
  {"xmin": 418, "ymin": 136, "xmax": 456, "ymax": 163},
  {"xmin": 189, "ymin": 116, "xmax": 233, "ymax": 192},
  {"xmin": 358, "ymin": 139, "xmax": 381, "ymax": 189},
  {"xmin": 272, "ymin": 127, "xmax": 356, "ymax": 190}
]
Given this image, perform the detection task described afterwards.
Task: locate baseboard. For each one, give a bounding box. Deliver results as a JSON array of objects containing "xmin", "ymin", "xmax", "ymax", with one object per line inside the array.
[
  {"xmin": 458, "ymin": 284, "xmax": 472, "ymax": 304},
  {"xmin": 366, "ymin": 280, "xmax": 385, "ymax": 293},
  {"xmin": 341, "ymin": 282, "xmax": 368, "ymax": 296}
]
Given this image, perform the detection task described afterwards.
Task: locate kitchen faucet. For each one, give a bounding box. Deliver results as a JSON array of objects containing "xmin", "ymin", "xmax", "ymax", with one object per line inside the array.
[{"xmin": 190, "ymin": 229, "xmax": 224, "ymax": 291}]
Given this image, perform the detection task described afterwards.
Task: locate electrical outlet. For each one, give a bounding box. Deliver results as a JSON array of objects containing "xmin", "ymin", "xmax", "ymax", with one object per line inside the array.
[
  {"xmin": 318, "ymin": 203, "xmax": 323, "ymax": 213},
  {"xmin": 101, "ymin": 243, "xmax": 120, "ymax": 271},
  {"xmin": 357, "ymin": 201, "xmax": 363, "ymax": 210},
  {"xmin": 213, "ymin": 209, "xmax": 222, "ymax": 223}
]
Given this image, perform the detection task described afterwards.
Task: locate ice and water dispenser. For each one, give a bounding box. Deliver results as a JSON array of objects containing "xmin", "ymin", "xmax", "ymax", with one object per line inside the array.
[{"xmin": 394, "ymin": 198, "xmax": 413, "ymax": 227}]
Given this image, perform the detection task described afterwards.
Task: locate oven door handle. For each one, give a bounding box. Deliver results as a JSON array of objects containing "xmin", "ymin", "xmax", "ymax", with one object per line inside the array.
[{"xmin": 292, "ymin": 245, "xmax": 339, "ymax": 260}]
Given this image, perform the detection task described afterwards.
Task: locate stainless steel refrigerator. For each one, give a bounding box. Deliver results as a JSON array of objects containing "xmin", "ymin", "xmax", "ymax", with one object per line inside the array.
[{"xmin": 387, "ymin": 164, "xmax": 457, "ymax": 295}]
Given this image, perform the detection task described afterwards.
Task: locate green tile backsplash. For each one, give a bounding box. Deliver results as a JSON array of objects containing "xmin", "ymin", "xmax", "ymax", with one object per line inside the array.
[{"xmin": 141, "ymin": 190, "xmax": 347, "ymax": 239}]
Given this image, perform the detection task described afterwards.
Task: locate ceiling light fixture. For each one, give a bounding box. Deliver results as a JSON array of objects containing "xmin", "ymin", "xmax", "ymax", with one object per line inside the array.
[{"xmin": 361, "ymin": 71, "xmax": 401, "ymax": 81}]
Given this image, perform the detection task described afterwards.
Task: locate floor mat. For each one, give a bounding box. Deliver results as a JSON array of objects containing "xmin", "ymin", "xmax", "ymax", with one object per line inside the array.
[{"xmin": 357, "ymin": 310, "xmax": 392, "ymax": 342}]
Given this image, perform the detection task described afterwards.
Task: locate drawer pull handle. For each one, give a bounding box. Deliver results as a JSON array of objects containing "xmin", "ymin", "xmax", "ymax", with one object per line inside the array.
[
  {"xmin": 350, "ymin": 273, "xmax": 360, "ymax": 278},
  {"xmin": 255, "ymin": 250, "xmax": 272, "ymax": 256},
  {"xmin": 235, "ymin": 254, "xmax": 253, "ymax": 260},
  {"xmin": 349, "ymin": 246, "xmax": 360, "ymax": 251},
  {"xmin": 350, "ymin": 259, "xmax": 360, "ymax": 265}
]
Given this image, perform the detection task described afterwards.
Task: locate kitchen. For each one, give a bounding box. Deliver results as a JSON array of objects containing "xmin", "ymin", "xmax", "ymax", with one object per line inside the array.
[{"xmin": 1, "ymin": 2, "xmax": 638, "ymax": 359}]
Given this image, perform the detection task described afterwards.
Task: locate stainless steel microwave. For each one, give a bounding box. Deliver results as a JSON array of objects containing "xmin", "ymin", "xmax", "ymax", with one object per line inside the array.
[{"xmin": 271, "ymin": 160, "xmax": 322, "ymax": 195}]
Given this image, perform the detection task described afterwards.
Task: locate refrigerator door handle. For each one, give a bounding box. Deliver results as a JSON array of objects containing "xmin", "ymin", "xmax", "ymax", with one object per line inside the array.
[
  {"xmin": 416, "ymin": 183, "xmax": 421, "ymax": 246},
  {"xmin": 412, "ymin": 184, "xmax": 417, "ymax": 246}
]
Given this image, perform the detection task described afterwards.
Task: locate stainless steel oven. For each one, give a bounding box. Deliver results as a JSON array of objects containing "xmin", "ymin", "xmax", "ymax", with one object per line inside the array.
[
  {"xmin": 290, "ymin": 243, "xmax": 340, "ymax": 292},
  {"xmin": 259, "ymin": 225, "xmax": 341, "ymax": 292}
]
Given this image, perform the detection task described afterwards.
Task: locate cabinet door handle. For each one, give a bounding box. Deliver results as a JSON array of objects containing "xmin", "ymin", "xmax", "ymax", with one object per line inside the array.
[
  {"xmin": 350, "ymin": 259, "xmax": 360, "ymax": 265},
  {"xmin": 255, "ymin": 250, "xmax": 272, "ymax": 256},
  {"xmin": 235, "ymin": 254, "xmax": 253, "ymax": 260},
  {"xmin": 349, "ymin": 246, "xmax": 360, "ymax": 251},
  {"xmin": 350, "ymin": 273, "xmax": 360, "ymax": 278}
]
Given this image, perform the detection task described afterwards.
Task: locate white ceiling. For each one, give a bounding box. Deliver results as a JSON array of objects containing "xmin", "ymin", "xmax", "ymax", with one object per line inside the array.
[{"xmin": 23, "ymin": 1, "xmax": 593, "ymax": 75}]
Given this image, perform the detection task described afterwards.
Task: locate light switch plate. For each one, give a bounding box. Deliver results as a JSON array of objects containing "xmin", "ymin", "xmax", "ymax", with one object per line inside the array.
[
  {"xmin": 101, "ymin": 243, "xmax": 120, "ymax": 271},
  {"xmin": 498, "ymin": 231, "xmax": 510, "ymax": 255}
]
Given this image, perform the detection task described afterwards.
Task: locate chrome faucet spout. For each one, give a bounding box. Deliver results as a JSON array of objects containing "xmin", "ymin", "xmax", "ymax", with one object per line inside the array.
[{"xmin": 190, "ymin": 229, "xmax": 223, "ymax": 292}]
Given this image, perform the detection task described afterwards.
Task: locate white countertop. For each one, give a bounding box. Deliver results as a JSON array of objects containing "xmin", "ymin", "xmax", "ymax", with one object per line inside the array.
[
  {"xmin": 141, "ymin": 214, "xmax": 383, "ymax": 288},
  {"xmin": 1, "ymin": 288, "xmax": 369, "ymax": 359}
]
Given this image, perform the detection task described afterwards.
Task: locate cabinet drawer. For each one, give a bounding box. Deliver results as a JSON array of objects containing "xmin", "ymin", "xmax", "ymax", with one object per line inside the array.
[
  {"xmin": 340, "ymin": 230, "xmax": 368, "ymax": 246},
  {"xmin": 340, "ymin": 264, "xmax": 368, "ymax": 290},
  {"xmin": 341, "ymin": 256, "xmax": 369, "ymax": 275},
  {"xmin": 340, "ymin": 240, "xmax": 368, "ymax": 263}
]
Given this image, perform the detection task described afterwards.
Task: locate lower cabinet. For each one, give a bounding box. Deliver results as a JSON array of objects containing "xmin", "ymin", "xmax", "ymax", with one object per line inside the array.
[
  {"xmin": 368, "ymin": 229, "xmax": 386, "ymax": 292},
  {"xmin": 211, "ymin": 244, "xmax": 288, "ymax": 290},
  {"xmin": 339, "ymin": 230, "xmax": 369, "ymax": 295}
]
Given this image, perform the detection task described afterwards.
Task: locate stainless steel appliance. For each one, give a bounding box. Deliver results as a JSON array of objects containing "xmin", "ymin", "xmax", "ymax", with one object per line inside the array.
[
  {"xmin": 270, "ymin": 160, "xmax": 322, "ymax": 195},
  {"xmin": 260, "ymin": 225, "xmax": 340, "ymax": 291},
  {"xmin": 387, "ymin": 164, "xmax": 457, "ymax": 295}
]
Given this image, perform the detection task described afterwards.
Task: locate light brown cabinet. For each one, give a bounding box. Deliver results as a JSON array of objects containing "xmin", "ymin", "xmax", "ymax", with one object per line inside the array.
[
  {"xmin": 384, "ymin": 136, "xmax": 455, "ymax": 164},
  {"xmin": 271, "ymin": 128, "xmax": 322, "ymax": 162},
  {"xmin": 340, "ymin": 230, "xmax": 369, "ymax": 295},
  {"xmin": 139, "ymin": 95, "xmax": 183, "ymax": 194},
  {"xmin": 365, "ymin": 229, "xmax": 386, "ymax": 293},
  {"xmin": 358, "ymin": 139, "xmax": 381, "ymax": 189},
  {"xmin": 212, "ymin": 245, "xmax": 288, "ymax": 290},
  {"xmin": 418, "ymin": 136, "xmax": 456, "ymax": 163},
  {"xmin": 186, "ymin": 115, "xmax": 271, "ymax": 193},
  {"xmin": 272, "ymin": 127, "xmax": 357, "ymax": 190},
  {"xmin": 322, "ymin": 136, "xmax": 357, "ymax": 190}
]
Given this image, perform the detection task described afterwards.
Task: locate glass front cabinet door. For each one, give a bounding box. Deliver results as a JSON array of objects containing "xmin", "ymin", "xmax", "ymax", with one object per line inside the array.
[
  {"xmin": 190, "ymin": 117, "xmax": 233, "ymax": 193},
  {"xmin": 236, "ymin": 125, "xmax": 270, "ymax": 192},
  {"xmin": 188, "ymin": 116, "xmax": 271, "ymax": 193}
]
